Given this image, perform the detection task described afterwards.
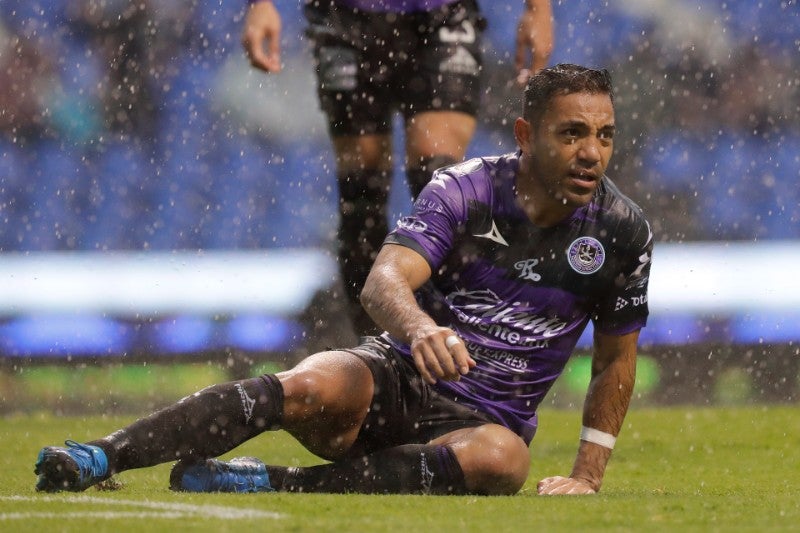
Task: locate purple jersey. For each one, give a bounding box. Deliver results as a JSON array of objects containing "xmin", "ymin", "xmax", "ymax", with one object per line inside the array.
[
  {"xmin": 383, "ymin": 152, "xmax": 653, "ymax": 443},
  {"xmin": 334, "ymin": 0, "xmax": 458, "ymax": 12}
]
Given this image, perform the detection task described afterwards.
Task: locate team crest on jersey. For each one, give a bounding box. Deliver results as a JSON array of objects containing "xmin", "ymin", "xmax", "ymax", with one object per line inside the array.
[{"xmin": 566, "ymin": 237, "xmax": 605, "ymax": 275}]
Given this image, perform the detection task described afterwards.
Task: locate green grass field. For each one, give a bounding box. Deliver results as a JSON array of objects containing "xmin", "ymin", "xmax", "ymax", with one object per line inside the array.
[{"xmin": 2, "ymin": 405, "xmax": 798, "ymax": 532}]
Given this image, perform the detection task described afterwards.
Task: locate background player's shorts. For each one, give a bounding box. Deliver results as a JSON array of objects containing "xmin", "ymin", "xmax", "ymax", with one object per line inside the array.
[
  {"xmin": 340, "ymin": 336, "xmax": 499, "ymax": 458},
  {"xmin": 305, "ymin": 0, "xmax": 485, "ymax": 136}
]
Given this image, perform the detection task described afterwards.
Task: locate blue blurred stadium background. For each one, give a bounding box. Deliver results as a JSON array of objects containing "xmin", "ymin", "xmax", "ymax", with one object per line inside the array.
[{"xmin": 0, "ymin": 0, "xmax": 797, "ymax": 387}]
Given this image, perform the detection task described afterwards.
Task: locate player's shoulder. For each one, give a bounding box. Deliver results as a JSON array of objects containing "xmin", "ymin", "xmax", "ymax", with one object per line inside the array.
[
  {"xmin": 595, "ymin": 176, "xmax": 652, "ymax": 247},
  {"xmin": 597, "ymin": 176, "xmax": 647, "ymax": 222},
  {"xmin": 438, "ymin": 152, "xmax": 516, "ymax": 177},
  {"xmin": 431, "ymin": 152, "xmax": 517, "ymax": 197}
]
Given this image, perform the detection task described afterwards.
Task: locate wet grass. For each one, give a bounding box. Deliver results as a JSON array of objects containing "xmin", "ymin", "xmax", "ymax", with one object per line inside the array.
[{"xmin": 2, "ymin": 405, "xmax": 799, "ymax": 532}]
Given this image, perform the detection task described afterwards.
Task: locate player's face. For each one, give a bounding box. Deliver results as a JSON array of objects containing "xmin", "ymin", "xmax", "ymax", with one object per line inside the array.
[{"xmin": 518, "ymin": 92, "xmax": 615, "ymax": 211}]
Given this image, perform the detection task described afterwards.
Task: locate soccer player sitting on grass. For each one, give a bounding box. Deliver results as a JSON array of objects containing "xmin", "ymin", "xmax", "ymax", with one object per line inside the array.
[{"xmin": 35, "ymin": 64, "xmax": 653, "ymax": 496}]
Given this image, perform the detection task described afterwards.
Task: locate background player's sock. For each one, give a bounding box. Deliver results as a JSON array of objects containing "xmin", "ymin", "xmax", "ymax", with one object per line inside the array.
[
  {"xmin": 92, "ymin": 374, "xmax": 284, "ymax": 472},
  {"xmin": 336, "ymin": 168, "xmax": 390, "ymax": 335},
  {"xmin": 269, "ymin": 444, "xmax": 467, "ymax": 494},
  {"xmin": 407, "ymin": 155, "xmax": 457, "ymax": 198}
]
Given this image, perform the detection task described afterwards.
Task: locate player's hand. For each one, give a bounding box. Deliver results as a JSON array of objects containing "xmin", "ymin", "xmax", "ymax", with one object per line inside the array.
[
  {"xmin": 537, "ymin": 476, "xmax": 597, "ymax": 495},
  {"xmin": 410, "ymin": 327, "xmax": 476, "ymax": 385},
  {"xmin": 241, "ymin": 1, "xmax": 282, "ymax": 73}
]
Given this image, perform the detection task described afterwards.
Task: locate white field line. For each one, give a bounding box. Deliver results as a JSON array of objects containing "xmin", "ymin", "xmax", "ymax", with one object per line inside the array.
[{"xmin": 0, "ymin": 495, "xmax": 284, "ymax": 521}]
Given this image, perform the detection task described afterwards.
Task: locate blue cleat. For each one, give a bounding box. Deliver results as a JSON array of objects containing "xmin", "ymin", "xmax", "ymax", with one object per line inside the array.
[
  {"xmin": 34, "ymin": 440, "xmax": 109, "ymax": 492},
  {"xmin": 170, "ymin": 457, "xmax": 274, "ymax": 493}
]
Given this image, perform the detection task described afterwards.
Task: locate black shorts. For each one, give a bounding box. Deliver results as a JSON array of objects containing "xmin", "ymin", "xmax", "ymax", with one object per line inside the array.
[
  {"xmin": 305, "ymin": 0, "xmax": 485, "ymax": 136},
  {"xmin": 341, "ymin": 336, "xmax": 498, "ymax": 457}
]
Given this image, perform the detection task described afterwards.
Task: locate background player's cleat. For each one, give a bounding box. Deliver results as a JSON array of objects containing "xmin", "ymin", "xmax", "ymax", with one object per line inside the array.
[
  {"xmin": 170, "ymin": 457, "xmax": 274, "ymax": 493},
  {"xmin": 34, "ymin": 440, "xmax": 109, "ymax": 492}
]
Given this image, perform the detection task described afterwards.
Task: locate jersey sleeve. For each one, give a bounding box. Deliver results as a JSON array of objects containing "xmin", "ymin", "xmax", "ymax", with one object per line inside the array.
[
  {"xmin": 592, "ymin": 219, "xmax": 653, "ymax": 335},
  {"xmin": 383, "ymin": 168, "xmax": 472, "ymax": 271}
]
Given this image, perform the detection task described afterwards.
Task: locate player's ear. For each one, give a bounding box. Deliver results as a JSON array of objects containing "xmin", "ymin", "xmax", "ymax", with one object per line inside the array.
[{"xmin": 514, "ymin": 117, "xmax": 533, "ymax": 152}]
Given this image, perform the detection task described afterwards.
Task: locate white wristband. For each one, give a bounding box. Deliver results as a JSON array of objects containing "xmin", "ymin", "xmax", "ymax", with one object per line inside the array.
[{"xmin": 580, "ymin": 426, "xmax": 616, "ymax": 449}]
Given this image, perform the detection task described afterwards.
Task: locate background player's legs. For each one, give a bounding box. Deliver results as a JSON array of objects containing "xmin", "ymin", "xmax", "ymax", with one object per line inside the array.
[
  {"xmin": 404, "ymin": 110, "xmax": 476, "ymax": 197},
  {"xmin": 332, "ymin": 134, "xmax": 393, "ymax": 337},
  {"xmin": 403, "ymin": 0, "xmax": 483, "ymax": 195},
  {"xmin": 331, "ymin": 111, "xmax": 475, "ymax": 336}
]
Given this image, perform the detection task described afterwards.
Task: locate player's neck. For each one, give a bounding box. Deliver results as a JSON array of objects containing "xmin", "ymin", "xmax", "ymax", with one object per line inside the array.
[{"xmin": 515, "ymin": 169, "xmax": 575, "ymax": 228}]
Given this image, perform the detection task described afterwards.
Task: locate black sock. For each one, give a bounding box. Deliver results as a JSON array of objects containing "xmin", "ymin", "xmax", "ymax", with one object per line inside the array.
[
  {"xmin": 337, "ymin": 168, "xmax": 390, "ymax": 336},
  {"xmin": 407, "ymin": 155, "xmax": 458, "ymax": 199},
  {"xmin": 270, "ymin": 444, "xmax": 467, "ymax": 495},
  {"xmin": 92, "ymin": 374, "xmax": 284, "ymax": 473}
]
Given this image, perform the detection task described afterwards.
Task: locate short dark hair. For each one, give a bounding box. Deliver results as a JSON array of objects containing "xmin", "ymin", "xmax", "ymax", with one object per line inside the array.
[{"xmin": 523, "ymin": 64, "xmax": 614, "ymax": 124}]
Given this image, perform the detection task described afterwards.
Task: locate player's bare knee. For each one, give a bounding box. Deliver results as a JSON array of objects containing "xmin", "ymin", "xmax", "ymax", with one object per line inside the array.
[
  {"xmin": 482, "ymin": 439, "xmax": 529, "ymax": 495},
  {"xmin": 279, "ymin": 371, "xmax": 326, "ymax": 419},
  {"xmin": 279, "ymin": 351, "xmax": 373, "ymax": 421},
  {"xmin": 460, "ymin": 427, "xmax": 530, "ymax": 495}
]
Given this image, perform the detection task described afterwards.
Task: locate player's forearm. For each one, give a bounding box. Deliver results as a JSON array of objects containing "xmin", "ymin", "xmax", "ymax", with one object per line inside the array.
[
  {"xmin": 360, "ymin": 263, "xmax": 437, "ymax": 344},
  {"xmin": 570, "ymin": 337, "xmax": 637, "ymax": 491}
]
